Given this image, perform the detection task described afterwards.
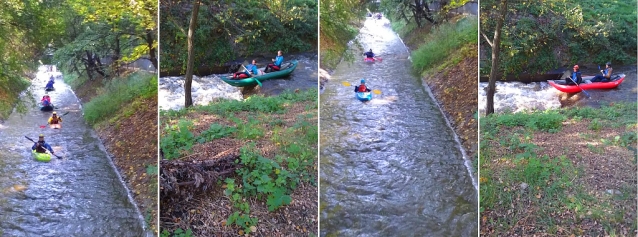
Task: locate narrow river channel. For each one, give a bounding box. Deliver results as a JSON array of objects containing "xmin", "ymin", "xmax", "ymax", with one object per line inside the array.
[
  {"xmin": 0, "ymin": 66, "xmax": 147, "ymax": 236},
  {"xmin": 320, "ymin": 18, "xmax": 478, "ymax": 236}
]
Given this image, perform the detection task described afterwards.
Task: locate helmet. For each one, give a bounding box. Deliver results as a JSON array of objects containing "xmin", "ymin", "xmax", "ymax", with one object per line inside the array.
[
  {"xmin": 52, "ymin": 111, "xmax": 57, "ymax": 115},
  {"xmin": 606, "ymin": 62, "xmax": 611, "ymax": 67},
  {"xmin": 369, "ymin": 49, "xmax": 373, "ymax": 52},
  {"xmin": 573, "ymin": 65, "xmax": 579, "ymax": 70},
  {"xmin": 361, "ymin": 79, "xmax": 365, "ymax": 84},
  {"xmin": 39, "ymin": 134, "xmax": 44, "ymax": 138}
]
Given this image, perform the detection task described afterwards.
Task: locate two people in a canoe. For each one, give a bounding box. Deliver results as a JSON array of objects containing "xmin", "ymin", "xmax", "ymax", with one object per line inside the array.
[
  {"xmin": 354, "ymin": 79, "xmax": 372, "ymax": 92},
  {"xmin": 564, "ymin": 64, "xmax": 583, "ymax": 85},
  {"xmin": 48, "ymin": 111, "xmax": 62, "ymax": 125},
  {"xmin": 32, "ymin": 134, "xmax": 55, "ymax": 155},
  {"xmin": 590, "ymin": 62, "xmax": 613, "ymax": 82},
  {"xmin": 363, "ymin": 49, "xmax": 375, "ymax": 59},
  {"xmin": 233, "ymin": 59, "xmax": 261, "ymax": 79},
  {"xmin": 264, "ymin": 50, "xmax": 284, "ymax": 72},
  {"xmin": 41, "ymin": 94, "xmax": 52, "ymax": 106}
]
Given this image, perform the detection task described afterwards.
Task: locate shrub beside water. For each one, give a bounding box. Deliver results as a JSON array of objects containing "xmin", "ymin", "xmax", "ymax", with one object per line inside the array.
[
  {"xmin": 411, "ymin": 16, "xmax": 478, "ymax": 73},
  {"xmin": 83, "ymin": 71, "xmax": 157, "ymax": 125}
]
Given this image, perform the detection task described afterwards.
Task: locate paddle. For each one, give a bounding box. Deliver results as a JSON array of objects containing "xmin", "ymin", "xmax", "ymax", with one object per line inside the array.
[
  {"xmin": 39, "ymin": 111, "xmax": 69, "ymax": 128},
  {"xmin": 567, "ymin": 76, "xmax": 590, "ymax": 98},
  {"xmin": 24, "ymin": 136, "xmax": 62, "ymax": 159},
  {"xmin": 242, "ymin": 64, "xmax": 262, "ymax": 87},
  {"xmin": 341, "ymin": 81, "xmax": 382, "ymax": 95}
]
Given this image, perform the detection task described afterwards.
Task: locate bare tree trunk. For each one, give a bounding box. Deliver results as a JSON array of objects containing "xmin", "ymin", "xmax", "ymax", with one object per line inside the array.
[
  {"xmin": 147, "ymin": 30, "xmax": 158, "ymax": 70},
  {"xmin": 486, "ymin": 0, "xmax": 507, "ymax": 115},
  {"xmin": 184, "ymin": 0, "xmax": 200, "ymax": 108}
]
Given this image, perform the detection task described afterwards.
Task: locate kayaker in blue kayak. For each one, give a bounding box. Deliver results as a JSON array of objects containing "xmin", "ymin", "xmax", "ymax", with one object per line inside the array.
[
  {"xmin": 564, "ymin": 64, "xmax": 583, "ymax": 85},
  {"xmin": 32, "ymin": 134, "xmax": 54, "ymax": 154},
  {"xmin": 265, "ymin": 51, "xmax": 284, "ymax": 72},
  {"xmin": 363, "ymin": 49, "xmax": 375, "ymax": 59},
  {"xmin": 354, "ymin": 79, "xmax": 371, "ymax": 92},
  {"xmin": 233, "ymin": 59, "xmax": 260, "ymax": 79},
  {"xmin": 590, "ymin": 62, "xmax": 613, "ymax": 82}
]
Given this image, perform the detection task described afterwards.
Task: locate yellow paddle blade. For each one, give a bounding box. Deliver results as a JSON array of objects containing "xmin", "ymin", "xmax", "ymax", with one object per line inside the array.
[
  {"xmin": 341, "ymin": 81, "xmax": 352, "ymax": 87},
  {"xmin": 372, "ymin": 89, "xmax": 382, "ymax": 95}
]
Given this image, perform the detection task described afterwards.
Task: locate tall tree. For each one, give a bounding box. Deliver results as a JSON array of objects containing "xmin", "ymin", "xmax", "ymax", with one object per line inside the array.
[
  {"xmin": 484, "ymin": 0, "xmax": 507, "ymax": 115},
  {"xmin": 185, "ymin": 0, "xmax": 201, "ymax": 108}
]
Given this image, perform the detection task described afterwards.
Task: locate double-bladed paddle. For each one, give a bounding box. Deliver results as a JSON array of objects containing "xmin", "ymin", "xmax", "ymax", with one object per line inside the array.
[
  {"xmin": 341, "ymin": 81, "xmax": 382, "ymax": 95},
  {"xmin": 39, "ymin": 111, "xmax": 69, "ymax": 128},
  {"xmin": 24, "ymin": 136, "xmax": 62, "ymax": 159}
]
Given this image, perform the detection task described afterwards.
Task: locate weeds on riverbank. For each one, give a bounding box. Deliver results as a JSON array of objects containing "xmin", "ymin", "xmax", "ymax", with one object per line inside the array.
[
  {"xmin": 0, "ymin": 76, "xmax": 29, "ymax": 120},
  {"xmin": 160, "ymin": 89, "xmax": 318, "ymax": 236},
  {"xmin": 411, "ymin": 16, "xmax": 478, "ymax": 73},
  {"xmin": 480, "ymin": 102, "xmax": 637, "ymax": 235},
  {"xmin": 80, "ymin": 72, "xmax": 157, "ymax": 125}
]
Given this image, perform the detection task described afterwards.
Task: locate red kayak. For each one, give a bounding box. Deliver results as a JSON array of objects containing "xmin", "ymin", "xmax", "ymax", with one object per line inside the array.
[
  {"xmin": 364, "ymin": 57, "xmax": 375, "ymax": 62},
  {"xmin": 548, "ymin": 73, "xmax": 625, "ymax": 93}
]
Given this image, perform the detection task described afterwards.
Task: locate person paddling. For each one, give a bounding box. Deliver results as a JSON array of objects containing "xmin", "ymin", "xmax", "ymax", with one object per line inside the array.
[
  {"xmin": 590, "ymin": 62, "xmax": 613, "ymax": 82},
  {"xmin": 233, "ymin": 59, "xmax": 260, "ymax": 79},
  {"xmin": 354, "ymin": 79, "xmax": 372, "ymax": 92},
  {"xmin": 48, "ymin": 111, "xmax": 62, "ymax": 125},
  {"xmin": 264, "ymin": 50, "xmax": 284, "ymax": 72},
  {"xmin": 32, "ymin": 134, "xmax": 55, "ymax": 155},
  {"xmin": 565, "ymin": 64, "xmax": 583, "ymax": 85},
  {"xmin": 363, "ymin": 49, "xmax": 375, "ymax": 59},
  {"xmin": 41, "ymin": 95, "xmax": 52, "ymax": 106},
  {"xmin": 45, "ymin": 78, "xmax": 55, "ymax": 89}
]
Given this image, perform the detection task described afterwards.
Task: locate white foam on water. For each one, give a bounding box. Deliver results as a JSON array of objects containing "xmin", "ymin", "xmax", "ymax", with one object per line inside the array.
[
  {"xmin": 479, "ymin": 81, "xmax": 562, "ymax": 114},
  {"xmin": 159, "ymin": 75, "xmax": 243, "ymax": 111}
]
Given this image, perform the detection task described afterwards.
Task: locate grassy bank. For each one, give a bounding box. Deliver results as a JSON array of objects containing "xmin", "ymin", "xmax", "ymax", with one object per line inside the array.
[
  {"xmin": 480, "ymin": 102, "xmax": 637, "ymax": 235},
  {"xmin": 65, "ymin": 71, "xmax": 159, "ymax": 234},
  {"xmin": 160, "ymin": 89, "xmax": 318, "ymax": 236}
]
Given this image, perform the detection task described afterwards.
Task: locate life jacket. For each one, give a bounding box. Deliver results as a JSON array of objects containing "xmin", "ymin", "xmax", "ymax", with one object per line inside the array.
[
  {"xmin": 35, "ymin": 142, "xmax": 47, "ymax": 153},
  {"xmin": 50, "ymin": 116, "xmax": 61, "ymax": 124},
  {"xmin": 358, "ymin": 85, "xmax": 367, "ymax": 92}
]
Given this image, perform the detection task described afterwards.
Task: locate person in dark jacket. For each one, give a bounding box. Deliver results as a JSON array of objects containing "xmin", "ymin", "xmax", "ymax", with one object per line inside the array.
[
  {"xmin": 363, "ymin": 49, "xmax": 375, "ymax": 59},
  {"xmin": 565, "ymin": 64, "xmax": 583, "ymax": 85},
  {"xmin": 32, "ymin": 134, "xmax": 54, "ymax": 154}
]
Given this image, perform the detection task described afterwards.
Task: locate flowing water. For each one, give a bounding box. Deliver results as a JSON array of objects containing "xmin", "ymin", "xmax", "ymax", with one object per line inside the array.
[
  {"xmin": 478, "ymin": 65, "xmax": 637, "ymax": 114},
  {"xmin": 0, "ymin": 66, "xmax": 148, "ymax": 236},
  {"xmin": 159, "ymin": 53, "xmax": 318, "ymax": 111},
  {"xmin": 320, "ymin": 18, "xmax": 477, "ymax": 236}
]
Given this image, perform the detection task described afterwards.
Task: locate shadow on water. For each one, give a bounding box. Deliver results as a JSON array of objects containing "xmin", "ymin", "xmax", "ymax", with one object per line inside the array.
[
  {"xmin": 320, "ymin": 18, "xmax": 477, "ymax": 236},
  {"xmin": 0, "ymin": 66, "xmax": 147, "ymax": 236}
]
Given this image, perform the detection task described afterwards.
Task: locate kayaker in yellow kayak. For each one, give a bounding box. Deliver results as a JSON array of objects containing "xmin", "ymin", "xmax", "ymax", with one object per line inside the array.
[
  {"xmin": 32, "ymin": 134, "xmax": 55, "ymax": 155},
  {"xmin": 48, "ymin": 111, "xmax": 62, "ymax": 129}
]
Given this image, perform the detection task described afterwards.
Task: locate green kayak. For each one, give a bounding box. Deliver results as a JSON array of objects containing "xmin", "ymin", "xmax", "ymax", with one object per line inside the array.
[
  {"xmin": 220, "ymin": 60, "xmax": 298, "ymax": 87},
  {"xmin": 32, "ymin": 150, "xmax": 51, "ymax": 162}
]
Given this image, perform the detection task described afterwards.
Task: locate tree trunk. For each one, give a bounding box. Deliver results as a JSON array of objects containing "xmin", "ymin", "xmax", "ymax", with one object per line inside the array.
[
  {"xmin": 147, "ymin": 30, "xmax": 158, "ymax": 70},
  {"xmin": 184, "ymin": 0, "xmax": 200, "ymax": 108},
  {"xmin": 486, "ymin": 0, "xmax": 507, "ymax": 115}
]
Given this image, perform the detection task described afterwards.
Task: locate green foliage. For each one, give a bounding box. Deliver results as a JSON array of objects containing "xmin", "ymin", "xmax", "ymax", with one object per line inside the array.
[
  {"xmin": 481, "ymin": 0, "xmax": 637, "ymax": 75},
  {"xmin": 160, "ymin": 120, "xmax": 196, "ymax": 160},
  {"xmin": 481, "ymin": 110, "xmax": 565, "ymax": 133},
  {"xmin": 146, "ymin": 164, "xmax": 158, "ymax": 175},
  {"xmin": 82, "ymin": 72, "xmax": 157, "ymax": 125},
  {"xmin": 161, "ymin": 228, "xmax": 193, "ymax": 237},
  {"xmin": 161, "ymin": 0, "xmax": 317, "ymax": 74},
  {"xmin": 319, "ymin": 0, "xmax": 363, "ymax": 69},
  {"xmin": 234, "ymin": 117, "xmax": 265, "ymax": 139},
  {"xmin": 197, "ymin": 123, "xmax": 236, "ymax": 143},
  {"xmin": 411, "ymin": 16, "xmax": 478, "ymax": 73}
]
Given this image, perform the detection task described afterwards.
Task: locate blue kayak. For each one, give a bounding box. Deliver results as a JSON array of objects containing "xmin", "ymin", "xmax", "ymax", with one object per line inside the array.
[{"xmin": 355, "ymin": 92, "xmax": 372, "ymax": 101}]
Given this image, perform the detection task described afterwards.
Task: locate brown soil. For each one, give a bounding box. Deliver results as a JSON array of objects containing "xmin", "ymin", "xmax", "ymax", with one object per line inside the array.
[
  {"xmin": 160, "ymin": 101, "xmax": 318, "ymax": 236},
  {"xmin": 480, "ymin": 121, "xmax": 637, "ymax": 236},
  {"xmin": 422, "ymin": 47, "xmax": 479, "ymax": 158}
]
